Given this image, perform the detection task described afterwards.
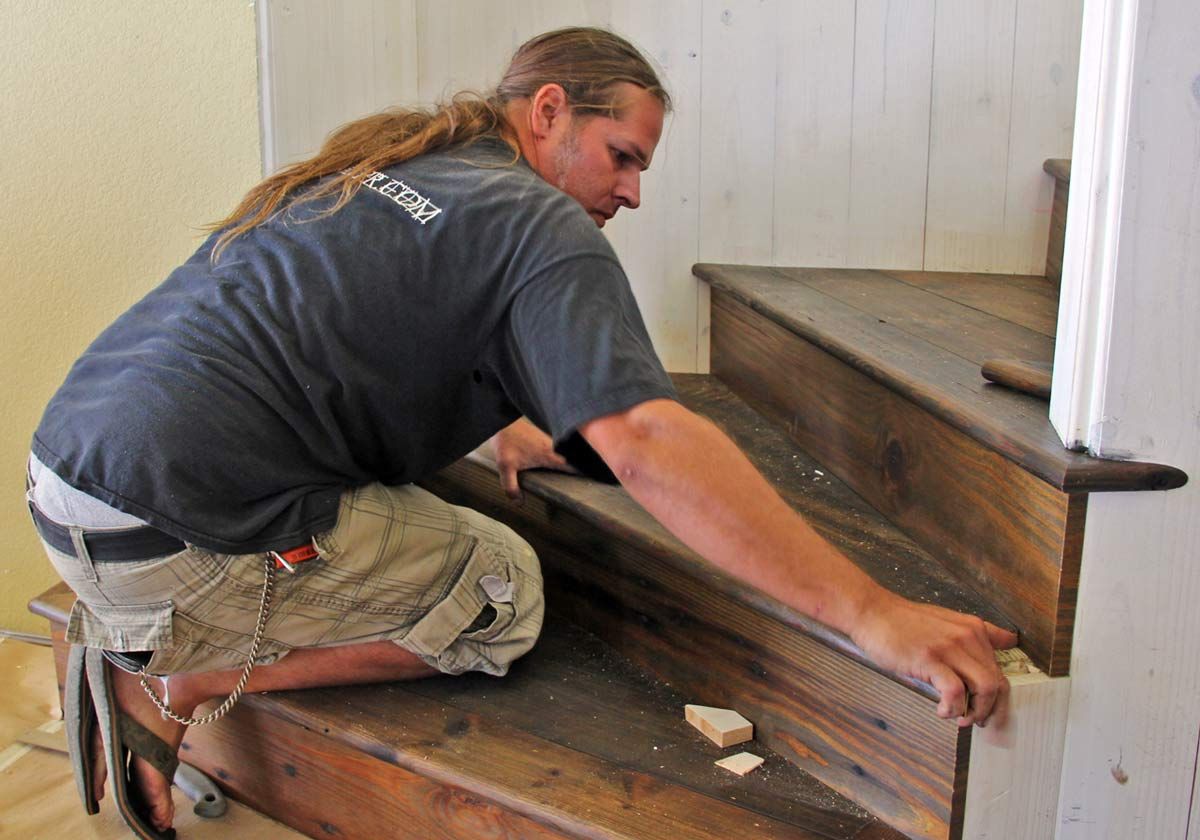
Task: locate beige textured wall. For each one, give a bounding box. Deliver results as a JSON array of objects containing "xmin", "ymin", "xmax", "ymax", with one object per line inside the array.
[{"xmin": 0, "ymin": 3, "xmax": 261, "ymax": 633}]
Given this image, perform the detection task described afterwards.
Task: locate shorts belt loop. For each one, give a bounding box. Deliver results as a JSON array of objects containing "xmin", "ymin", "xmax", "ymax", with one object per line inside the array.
[{"xmin": 69, "ymin": 527, "xmax": 99, "ymax": 582}]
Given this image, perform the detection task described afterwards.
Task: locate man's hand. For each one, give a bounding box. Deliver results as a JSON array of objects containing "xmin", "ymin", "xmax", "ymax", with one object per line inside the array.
[
  {"xmin": 851, "ymin": 593, "xmax": 1018, "ymax": 727},
  {"xmin": 486, "ymin": 417, "xmax": 577, "ymax": 501}
]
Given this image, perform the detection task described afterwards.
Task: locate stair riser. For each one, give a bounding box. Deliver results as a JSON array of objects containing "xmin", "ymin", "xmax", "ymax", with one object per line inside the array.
[
  {"xmin": 181, "ymin": 703, "xmax": 572, "ymax": 840},
  {"xmin": 427, "ymin": 462, "xmax": 967, "ymax": 840},
  {"xmin": 710, "ymin": 291, "xmax": 1083, "ymax": 675}
]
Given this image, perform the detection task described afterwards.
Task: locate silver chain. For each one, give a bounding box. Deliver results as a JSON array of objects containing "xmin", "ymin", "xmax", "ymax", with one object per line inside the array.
[{"xmin": 139, "ymin": 554, "xmax": 276, "ymax": 726}]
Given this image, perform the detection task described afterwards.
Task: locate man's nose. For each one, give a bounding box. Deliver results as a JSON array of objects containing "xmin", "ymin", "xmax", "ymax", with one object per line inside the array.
[{"xmin": 615, "ymin": 171, "xmax": 641, "ymax": 210}]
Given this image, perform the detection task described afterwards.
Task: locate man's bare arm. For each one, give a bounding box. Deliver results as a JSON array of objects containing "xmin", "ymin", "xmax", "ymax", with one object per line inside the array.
[{"xmin": 580, "ymin": 398, "xmax": 1017, "ymax": 727}]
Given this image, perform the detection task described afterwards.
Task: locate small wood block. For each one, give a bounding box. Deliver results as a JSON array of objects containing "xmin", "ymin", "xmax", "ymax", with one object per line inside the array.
[
  {"xmin": 715, "ymin": 752, "xmax": 765, "ymax": 776},
  {"xmin": 685, "ymin": 704, "xmax": 753, "ymax": 747}
]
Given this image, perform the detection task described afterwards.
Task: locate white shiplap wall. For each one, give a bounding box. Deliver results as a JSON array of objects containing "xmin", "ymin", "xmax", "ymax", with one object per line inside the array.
[{"xmin": 259, "ymin": 0, "xmax": 1083, "ymax": 372}]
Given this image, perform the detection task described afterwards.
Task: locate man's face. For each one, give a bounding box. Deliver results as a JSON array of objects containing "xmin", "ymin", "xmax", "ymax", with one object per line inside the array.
[{"xmin": 541, "ymin": 83, "xmax": 665, "ymax": 228}]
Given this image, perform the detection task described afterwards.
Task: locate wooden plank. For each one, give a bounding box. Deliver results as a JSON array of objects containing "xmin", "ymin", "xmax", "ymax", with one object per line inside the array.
[
  {"xmin": 182, "ymin": 701, "xmax": 574, "ymax": 840},
  {"xmin": 771, "ymin": 1, "xmax": 855, "ymax": 267},
  {"xmin": 709, "ymin": 291, "xmax": 1076, "ymax": 674},
  {"xmin": 1002, "ymin": 0, "xmax": 1084, "ymax": 275},
  {"xmin": 695, "ymin": 263, "xmax": 1187, "ymax": 493},
  {"xmin": 261, "ymin": 0, "xmax": 419, "ymax": 170},
  {"xmin": 698, "ymin": 0, "xmax": 776, "ymax": 264},
  {"xmin": 923, "ymin": 0, "xmax": 1018, "ymax": 272},
  {"xmin": 776, "ymin": 267, "xmax": 1056, "ymax": 366},
  {"xmin": 228, "ymin": 687, "xmax": 855, "ymax": 840},
  {"xmin": 426, "ymin": 459, "xmax": 965, "ymax": 840},
  {"xmin": 401, "ymin": 618, "xmax": 879, "ymax": 839},
  {"xmin": 883, "ymin": 270, "xmax": 1059, "ymax": 338},
  {"xmin": 962, "ymin": 667, "xmax": 1071, "ymax": 839},
  {"xmin": 846, "ymin": 0, "xmax": 936, "ymax": 270}
]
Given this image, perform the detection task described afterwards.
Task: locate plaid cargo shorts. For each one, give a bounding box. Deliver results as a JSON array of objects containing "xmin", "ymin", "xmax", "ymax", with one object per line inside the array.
[{"xmin": 36, "ymin": 482, "xmax": 544, "ymax": 677}]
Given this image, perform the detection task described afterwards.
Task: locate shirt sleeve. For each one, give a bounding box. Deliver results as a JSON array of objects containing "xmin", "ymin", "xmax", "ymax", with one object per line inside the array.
[{"xmin": 495, "ymin": 253, "xmax": 678, "ymax": 447}]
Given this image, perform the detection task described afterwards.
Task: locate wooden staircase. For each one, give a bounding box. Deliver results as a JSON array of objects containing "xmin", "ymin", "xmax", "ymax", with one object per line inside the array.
[{"xmin": 29, "ymin": 159, "xmax": 1188, "ymax": 840}]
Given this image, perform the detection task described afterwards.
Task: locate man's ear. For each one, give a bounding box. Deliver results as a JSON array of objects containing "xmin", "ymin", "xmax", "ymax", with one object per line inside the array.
[{"xmin": 529, "ymin": 83, "xmax": 569, "ymax": 140}]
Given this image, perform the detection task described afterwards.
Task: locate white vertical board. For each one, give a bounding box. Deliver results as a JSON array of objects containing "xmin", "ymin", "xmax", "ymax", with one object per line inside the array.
[
  {"xmin": 1001, "ymin": 0, "xmax": 1084, "ymax": 275},
  {"xmin": 698, "ymin": 0, "xmax": 777, "ymax": 264},
  {"xmin": 259, "ymin": 0, "xmax": 419, "ymax": 171},
  {"xmin": 1053, "ymin": 0, "xmax": 1200, "ymax": 836},
  {"xmin": 962, "ymin": 670, "xmax": 1072, "ymax": 840},
  {"xmin": 602, "ymin": 2, "xmax": 703, "ymax": 372},
  {"xmin": 923, "ymin": 0, "xmax": 1018, "ymax": 271},
  {"xmin": 771, "ymin": 3, "xmax": 855, "ymax": 267},
  {"xmin": 846, "ymin": 0, "xmax": 936, "ymax": 269}
]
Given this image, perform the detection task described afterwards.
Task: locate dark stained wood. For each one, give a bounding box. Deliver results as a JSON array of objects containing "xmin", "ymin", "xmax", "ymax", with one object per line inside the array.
[
  {"xmin": 30, "ymin": 586, "xmax": 894, "ymax": 840},
  {"xmin": 882, "ymin": 270, "xmax": 1059, "ymax": 338},
  {"xmin": 981, "ymin": 359, "xmax": 1053, "ymax": 400},
  {"xmin": 694, "ymin": 263, "xmax": 1187, "ymax": 493},
  {"xmin": 1043, "ymin": 160, "xmax": 1071, "ymax": 286},
  {"xmin": 708, "ymin": 293, "xmax": 1077, "ymax": 674},
  {"xmin": 426, "ymin": 458, "xmax": 966, "ymax": 840},
  {"xmin": 772, "ymin": 266, "xmax": 1056, "ymax": 366},
  {"xmin": 182, "ymin": 702, "xmax": 574, "ymax": 840},
  {"xmin": 403, "ymin": 617, "xmax": 877, "ymax": 838},
  {"xmin": 1043, "ymin": 158, "xmax": 1071, "ymax": 184}
]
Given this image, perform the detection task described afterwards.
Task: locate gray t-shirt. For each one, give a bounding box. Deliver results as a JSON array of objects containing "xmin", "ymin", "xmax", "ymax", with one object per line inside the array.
[{"xmin": 32, "ymin": 138, "xmax": 676, "ymax": 553}]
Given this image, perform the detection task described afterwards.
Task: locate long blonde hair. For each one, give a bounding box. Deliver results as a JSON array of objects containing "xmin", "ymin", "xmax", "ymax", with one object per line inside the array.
[{"xmin": 209, "ymin": 27, "xmax": 670, "ymax": 260}]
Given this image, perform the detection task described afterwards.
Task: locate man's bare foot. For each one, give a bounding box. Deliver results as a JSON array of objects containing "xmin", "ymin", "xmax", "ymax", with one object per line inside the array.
[{"xmin": 89, "ymin": 666, "xmax": 191, "ymax": 833}]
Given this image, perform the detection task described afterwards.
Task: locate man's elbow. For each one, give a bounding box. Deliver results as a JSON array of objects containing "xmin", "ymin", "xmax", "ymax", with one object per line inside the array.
[{"xmin": 579, "ymin": 398, "xmax": 698, "ymax": 483}]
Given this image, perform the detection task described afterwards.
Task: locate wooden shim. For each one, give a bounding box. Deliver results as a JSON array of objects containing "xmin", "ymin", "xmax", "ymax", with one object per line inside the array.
[
  {"xmin": 426, "ymin": 460, "xmax": 965, "ymax": 840},
  {"xmin": 709, "ymin": 291, "xmax": 1076, "ymax": 673},
  {"xmin": 685, "ymin": 705, "xmax": 754, "ymax": 748},
  {"xmin": 716, "ymin": 753, "xmax": 765, "ymax": 777}
]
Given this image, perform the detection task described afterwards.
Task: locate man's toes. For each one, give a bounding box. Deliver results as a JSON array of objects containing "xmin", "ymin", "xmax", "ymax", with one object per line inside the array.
[{"xmin": 132, "ymin": 757, "xmax": 175, "ymax": 831}]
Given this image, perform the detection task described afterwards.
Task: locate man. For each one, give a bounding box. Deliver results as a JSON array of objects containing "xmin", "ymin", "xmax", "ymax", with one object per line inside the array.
[{"xmin": 29, "ymin": 28, "xmax": 1014, "ymax": 838}]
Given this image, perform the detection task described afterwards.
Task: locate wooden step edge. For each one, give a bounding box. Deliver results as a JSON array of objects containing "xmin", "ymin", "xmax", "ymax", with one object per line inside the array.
[
  {"xmin": 28, "ymin": 581, "xmax": 72, "ymax": 625},
  {"xmin": 458, "ymin": 450, "xmax": 940, "ymax": 704},
  {"xmin": 694, "ymin": 263, "xmax": 1188, "ymax": 494},
  {"xmin": 1043, "ymin": 158, "xmax": 1071, "ymax": 184},
  {"xmin": 206, "ymin": 681, "xmax": 873, "ymax": 840}
]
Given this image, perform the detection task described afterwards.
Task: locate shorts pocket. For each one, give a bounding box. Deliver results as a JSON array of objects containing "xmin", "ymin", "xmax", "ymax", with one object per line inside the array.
[
  {"xmin": 66, "ymin": 599, "xmax": 175, "ymax": 653},
  {"xmin": 400, "ymin": 539, "xmax": 516, "ymax": 659}
]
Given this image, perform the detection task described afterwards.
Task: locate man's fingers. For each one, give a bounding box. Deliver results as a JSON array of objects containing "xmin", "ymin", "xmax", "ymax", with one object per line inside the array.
[
  {"xmin": 927, "ymin": 665, "xmax": 967, "ymax": 721},
  {"xmin": 499, "ymin": 464, "xmax": 522, "ymax": 501},
  {"xmin": 984, "ymin": 621, "xmax": 1019, "ymax": 649}
]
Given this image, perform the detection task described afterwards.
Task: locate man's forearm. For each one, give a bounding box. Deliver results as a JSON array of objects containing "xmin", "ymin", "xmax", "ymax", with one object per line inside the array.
[{"xmin": 582, "ymin": 399, "xmax": 890, "ymax": 636}]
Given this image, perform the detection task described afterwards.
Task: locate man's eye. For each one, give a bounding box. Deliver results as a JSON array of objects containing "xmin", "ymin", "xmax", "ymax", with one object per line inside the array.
[{"xmin": 613, "ymin": 149, "xmax": 631, "ymax": 166}]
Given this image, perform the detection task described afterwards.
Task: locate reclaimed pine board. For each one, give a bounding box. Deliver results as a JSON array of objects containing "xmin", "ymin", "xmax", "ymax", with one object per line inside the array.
[
  {"xmin": 772, "ymin": 266, "xmax": 1056, "ymax": 366},
  {"xmin": 695, "ymin": 263, "xmax": 1186, "ymax": 493},
  {"xmin": 30, "ymin": 586, "xmax": 896, "ymax": 840},
  {"xmin": 708, "ymin": 292, "xmax": 1076, "ymax": 673},
  {"xmin": 426, "ymin": 457, "xmax": 967, "ymax": 840},
  {"xmin": 881, "ymin": 270, "xmax": 1059, "ymax": 338}
]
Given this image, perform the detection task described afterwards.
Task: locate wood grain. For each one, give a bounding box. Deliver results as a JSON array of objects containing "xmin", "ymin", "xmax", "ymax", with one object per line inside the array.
[
  {"xmin": 1045, "ymin": 172, "xmax": 1069, "ymax": 286},
  {"xmin": 426, "ymin": 459, "xmax": 966, "ymax": 840},
  {"xmin": 30, "ymin": 585, "xmax": 892, "ymax": 840},
  {"xmin": 882, "ymin": 270, "xmax": 1059, "ymax": 338},
  {"xmin": 981, "ymin": 359, "xmax": 1053, "ymax": 400},
  {"xmin": 708, "ymin": 292, "xmax": 1077, "ymax": 673},
  {"xmin": 695, "ymin": 263, "xmax": 1187, "ymax": 493}
]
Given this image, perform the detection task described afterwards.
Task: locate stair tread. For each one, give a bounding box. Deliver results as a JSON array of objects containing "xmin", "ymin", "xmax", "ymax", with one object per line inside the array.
[
  {"xmin": 30, "ymin": 587, "xmax": 902, "ymax": 840},
  {"xmin": 463, "ymin": 374, "xmax": 1010, "ymax": 700},
  {"xmin": 214, "ymin": 616, "xmax": 897, "ymax": 840},
  {"xmin": 695, "ymin": 263, "xmax": 1186, "ymax": 492}
]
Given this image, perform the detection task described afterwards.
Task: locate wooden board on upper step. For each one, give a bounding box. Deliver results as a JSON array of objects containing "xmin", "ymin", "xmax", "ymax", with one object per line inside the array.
[
  {"xmin": 1043, "ymin": 159, "xmax": 1070, "ymax": 287},
  {"xmin": 694, "ymin": 263, "xmax": 1187, "ymax": 677},
  {"xmin": 27, "ymin": 585, "xmax": 902, "ymax": 840},
  {"xmin": 425, "ymin": 375, "xmax": 1016, "ymax": 840}
]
